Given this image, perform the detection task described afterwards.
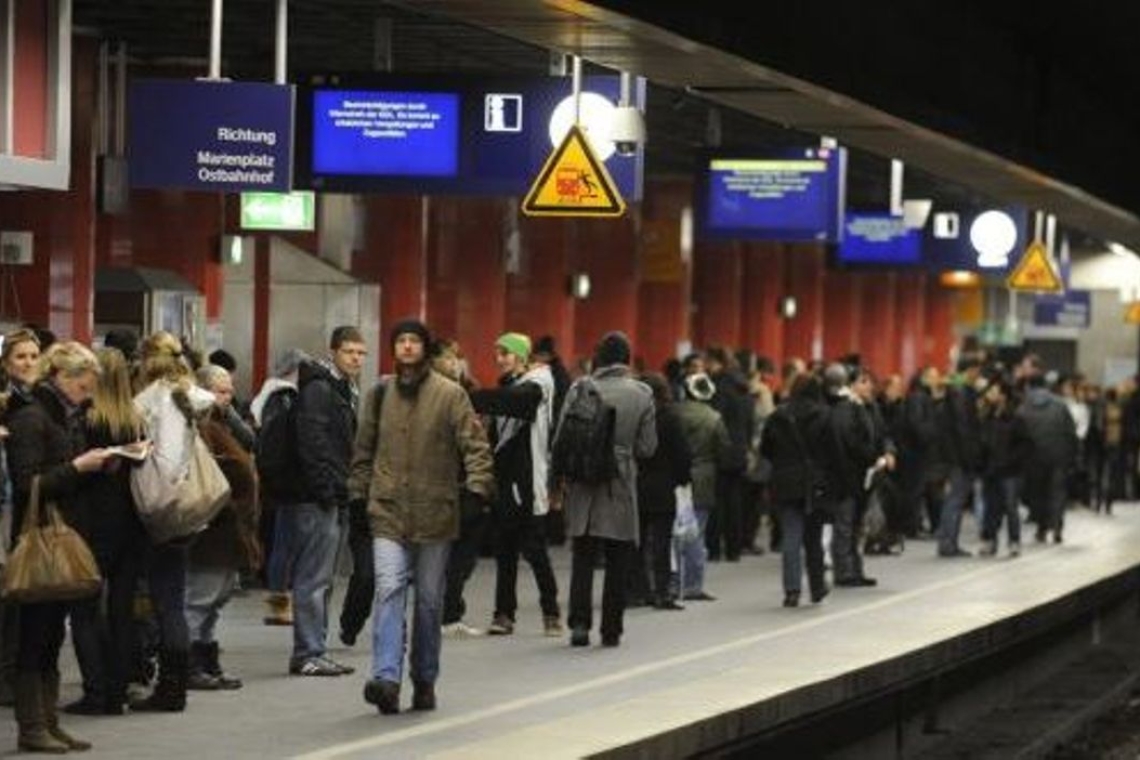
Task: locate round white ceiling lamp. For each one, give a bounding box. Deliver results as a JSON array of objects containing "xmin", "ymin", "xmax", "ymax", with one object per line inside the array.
[
  {"xmin": 970, "ymin": 210, "xmax": 1018, "ymax": 268},
  {"xmin": 549, "ymin": 92, "xmax": 617, "ymax": 161}
]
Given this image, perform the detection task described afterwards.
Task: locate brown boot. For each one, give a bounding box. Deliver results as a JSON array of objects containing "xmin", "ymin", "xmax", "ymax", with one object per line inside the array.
[
  {"xmin": 43, "ymin": 669, "xmax": 91, "ymax": 751},
  {"xmin": 263, "ymin": 592, "xmax": 293, "ymax": 626},
  {"xmin": 14, "ymin": 672, "xmax": 68, "ymax": 754}
]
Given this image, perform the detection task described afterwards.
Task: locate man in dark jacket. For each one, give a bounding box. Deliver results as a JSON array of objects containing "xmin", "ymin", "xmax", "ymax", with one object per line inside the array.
[
  {"xmin": 633, "ymin": 373, "xmax": 692, "ymax": 610},
  {"xmin": 285, "ymin": 325, "xmax": 366, "ymax": 677},
  {"xmin": 704, "ymin": 346, "xmax": 754, "ymax": 562},
  {"xmin": 823, "ymin": 363, "xmax": 878, "ymax": 587},
  {"xmin": 935, "ymin": 358, "xmax": 984, "ymax": 558},
  {"xmin": 1017, "ymin": 373, "xmax": 1078, "ymax": 543}
]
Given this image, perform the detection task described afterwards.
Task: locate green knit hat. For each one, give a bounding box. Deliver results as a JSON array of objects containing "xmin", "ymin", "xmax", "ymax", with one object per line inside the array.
[{"xmin": 495, "ymin": 332, "xmax": 531, "ymax": 362}]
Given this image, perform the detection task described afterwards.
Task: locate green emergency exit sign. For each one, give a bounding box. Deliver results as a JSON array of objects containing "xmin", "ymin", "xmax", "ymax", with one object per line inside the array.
[{"xmin": 240, "ymin": 191, "xmax": 315, "ymax": 231}]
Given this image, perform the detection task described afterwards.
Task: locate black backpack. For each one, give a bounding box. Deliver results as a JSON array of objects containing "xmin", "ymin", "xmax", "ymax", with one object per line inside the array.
[
  {"xmin": 256, "ymin": 385, "xmax": 300, "ymax": 500},
  {"xmin": 552, "ymin": 377, "xmax": 619, "ymax": 485}
]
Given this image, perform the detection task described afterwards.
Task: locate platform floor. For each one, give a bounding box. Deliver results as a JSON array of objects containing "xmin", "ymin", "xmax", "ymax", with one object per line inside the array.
[{"xmin": 3, "ymin": 503, "xmax": 1139, "ymax": 759}]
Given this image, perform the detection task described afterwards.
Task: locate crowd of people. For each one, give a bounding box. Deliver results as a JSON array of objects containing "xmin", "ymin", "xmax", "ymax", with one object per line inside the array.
[{"xmin": 0, "ymin": 318, "xmax": 1133, "ymax": 753}]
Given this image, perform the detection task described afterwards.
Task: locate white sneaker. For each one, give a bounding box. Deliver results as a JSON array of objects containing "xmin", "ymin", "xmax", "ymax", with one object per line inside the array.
[{"xmin": 442, "ymin": 621, "xmax": 485, "ymax": 638}]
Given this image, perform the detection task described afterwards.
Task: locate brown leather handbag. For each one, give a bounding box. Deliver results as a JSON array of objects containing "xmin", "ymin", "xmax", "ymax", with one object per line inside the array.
[{"xmin": 1, "ymin": 475, "xmax": 102, "ymax": 603}]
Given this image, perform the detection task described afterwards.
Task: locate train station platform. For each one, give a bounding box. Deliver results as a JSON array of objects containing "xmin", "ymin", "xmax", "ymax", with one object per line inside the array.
[{"xmin": 17, "ymin": 503, "xmax": 1140, "ymax": 759}]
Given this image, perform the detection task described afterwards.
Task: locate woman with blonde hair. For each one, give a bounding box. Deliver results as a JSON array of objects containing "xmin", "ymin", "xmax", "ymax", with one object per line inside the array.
[
  {"xmin": 64, "ymin": 347, "xmax": 150, "ymax": 716},
  {"xmin": 6, "ymin": 341, "xmax": 114, "ymax": 752},
  {"xmin": 0, "ymin": 328, "xmax": 42, "ymax": 707},
  {"xmin": 130, "ymin": 331, "xmax": 215, "ymax": 713}
]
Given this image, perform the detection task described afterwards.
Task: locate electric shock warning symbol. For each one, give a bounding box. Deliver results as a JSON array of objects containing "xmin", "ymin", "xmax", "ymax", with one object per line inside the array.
[{"xmin": 522, "ymin": 125, "xmax": 625, "ymax": 218}]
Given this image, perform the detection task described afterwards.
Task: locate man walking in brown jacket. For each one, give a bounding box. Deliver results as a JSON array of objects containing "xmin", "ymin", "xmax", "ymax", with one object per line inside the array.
[{"xmin": 355, "ymin": 319, "xmax": 494, "ymax": 715}]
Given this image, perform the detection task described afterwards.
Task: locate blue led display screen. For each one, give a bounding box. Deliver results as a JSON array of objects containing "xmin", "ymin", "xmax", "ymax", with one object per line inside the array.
[
  {"xmin": 312, "ymin": 90, "xmax": 459, "ymax": 177},
  {"xmin": 698, "ymin": 147, "xmax": 845, "ymax": 242},
  {"xmin": 837, "ymin": 213, "xmax": 922, "ymax": 264}
]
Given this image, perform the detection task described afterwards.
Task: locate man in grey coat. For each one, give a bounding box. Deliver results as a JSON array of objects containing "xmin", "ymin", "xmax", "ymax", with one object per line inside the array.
[{"xmin": 554, "ymin": 331, "xmax": 657, "ymax": 648}]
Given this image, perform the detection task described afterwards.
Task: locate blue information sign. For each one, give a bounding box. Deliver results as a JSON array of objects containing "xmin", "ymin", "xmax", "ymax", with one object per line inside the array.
[
  {"xmin": 294, "ymin": 74, "xmax": 643, "ymax": 200},
  {"xmin": 1034, "ymin": 290, "xmax": 1091, "ymax": 328},
  {"xmin": 696, "ymin": 147, "xmax": 846, "ymax": 243},
  {"xmin": 129, "ymin": 79, "xmax": 294, "ymax": 192}
]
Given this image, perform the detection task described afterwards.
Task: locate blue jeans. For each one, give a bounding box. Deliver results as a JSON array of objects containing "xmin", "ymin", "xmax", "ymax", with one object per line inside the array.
[
  {"xmin": 780, "ymin": 501, "xmax": 826, "ymax": 597},
  {"xmin": 266, "ymin": 508, "xmax": 296, "ymax": 593},
  {"xmin": 185, "ymin": 567, "xmax": 239, "ymax": 644},
  {"xmin": 981, "ymin": 476, "xmax": 1021, "ymax": 546},
  {"xmin": 371, "ymin": 538, "xmax": 450, "ymax": 685},
  {"xmin": 286, "ymin": 503, "xmax": 341, "ymax": 663},
  {"xmin": 148, "ymin": 542, "xmax": 190, "ymax": 655}
]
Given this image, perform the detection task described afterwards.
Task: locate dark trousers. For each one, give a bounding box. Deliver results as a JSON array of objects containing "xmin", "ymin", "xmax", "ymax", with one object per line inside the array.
[
  {"xmin": 16, "ymin": 601, "xmax": 66, "ymax": 673},
  {"xmin": 707, "ymin": 470, "xmax": 743, "ymax": 560},
  {"xmin": 568, "ymin": 536, "xmax": 632, "ymax": 641},
  {"xmin": 147, "ymin": 542, "xmax": 190, "ymax": 657},
  {"xmin": 1090, "ymin": 445, "xmax": 1124, "ymax": 512},
  {"xmin": 71, "ymin": 539, "xmax": 144, "ymax": 704},
  {"xmin": 779, "ymin": 501, "xmax": 826, "ymax": 598},
  {"xmin": 981, "ymin": 475, "xmax": 1021, "ymax": 544},
  {"xmin": 493, "ymin": 512, "xmax": 559, "ymax": 620},
  {"xmin": 830, "ymin": 496, "xmax": 865, "ymax": 582},
  {"xmin": 0, "ymin": 598, "xmax": 17, "ymax": 692},
  {"xmin": 339, "ymin": 503, "xmax": 375, "ymax": 641},
  {"xmin": 443, "ymin": 498, "xmax": 488, "ymax": 625},
  {"xmin": 637, "ymin": 511, "xmax": 674, "ymax": 603},
  {"xmin": 741, "ymin": 481, "xmax": 765, "ymax": 551}
]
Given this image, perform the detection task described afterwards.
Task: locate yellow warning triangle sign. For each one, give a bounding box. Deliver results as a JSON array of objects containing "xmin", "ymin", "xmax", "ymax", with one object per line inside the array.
[
  {"xmin": 1125, "ymin": 302, "xmax": 1140, "ymax": 325},
  {"xmin": 1007, "ymin": 240, "xmax": 1063, "ymax": 293},
  {"xmin": 522, "ymin": 125, "xmax": 625, "ymax": 218}
]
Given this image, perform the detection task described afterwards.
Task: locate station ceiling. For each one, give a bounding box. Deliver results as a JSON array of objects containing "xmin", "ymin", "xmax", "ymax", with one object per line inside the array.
[{"xmin": 71, "ymin": 0, "xmax": 1140, "ymax": 252}]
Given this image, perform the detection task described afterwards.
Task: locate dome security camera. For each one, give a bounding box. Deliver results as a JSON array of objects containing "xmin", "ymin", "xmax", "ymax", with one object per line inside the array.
[{"xmin": 608, "ymin": 105, "xmax": 646, "ymax": 157}]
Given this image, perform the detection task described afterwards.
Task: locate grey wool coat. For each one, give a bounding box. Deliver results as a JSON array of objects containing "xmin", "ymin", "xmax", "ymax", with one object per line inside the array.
[{"xmin": 558, "ymin": 364, "xmax": 658, "ymax": 542}]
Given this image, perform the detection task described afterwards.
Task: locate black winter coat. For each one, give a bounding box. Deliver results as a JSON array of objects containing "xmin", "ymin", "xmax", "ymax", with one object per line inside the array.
[
  {"xmin": 296, "ymin": 359, "xmax": 358, "ymax": 509},
  {"xmin": 4, "ymin": 382, "xmax": 92, "ymax": 545},
  {"xmin": 980, "ymin": 407, "xmax": 1029, "ymax": 478},
  {"xmin": 82, "ymin": 419, "xmax": 147, "ymax": 565},
  {"xmin": 1017, "ymin": 388, "xmax": 1078, "ymax": 469},
  {"xmin": 712, "ymin": 369, "xmax": 754, "ymax": 473},
  {"xmin": 761, "ymin": 398, "xmax": 835, "ymax": 505},
  {"xmin": 637, "ymin": 403, "xmax": 692, "ymax": 515},
  {"xmin": 826, "ymin": 394, "xmax": 876, "ymax": 499}
]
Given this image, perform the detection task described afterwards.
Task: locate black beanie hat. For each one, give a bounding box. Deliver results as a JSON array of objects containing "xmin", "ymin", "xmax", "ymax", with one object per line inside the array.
[
  {"xmin": 390, "ymin": 318, "xmax": 432, "ymax": 352},
  {"xmin": 594, "ymin": 331, "xmax": 631, "ymax": 368}
]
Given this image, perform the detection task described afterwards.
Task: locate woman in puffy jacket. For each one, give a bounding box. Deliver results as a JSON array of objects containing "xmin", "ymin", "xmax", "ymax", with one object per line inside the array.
[
  {"xmin": 0, "ymin": 327, "xmax": 43, "ymax": 708},
  {"xmin": 6, "ymin": 342, "xmax": 113, "ymax": 752},
  {"xmin": 761, "ymin": 374, "xmax": 836, "ymax": 608}
]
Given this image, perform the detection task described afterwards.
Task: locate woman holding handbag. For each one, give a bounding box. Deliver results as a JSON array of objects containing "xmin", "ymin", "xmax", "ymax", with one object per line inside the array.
[
  {"xmin": 129, "ymin": 331, "xmax": 216, "ymax": 713},
  {"xmin": 0, "ymin": 327, "xmax": 43, "ymax": 708},
  {"xmin": 5, "ymin": 341, "xmax": 114, "ymax": 753}
]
